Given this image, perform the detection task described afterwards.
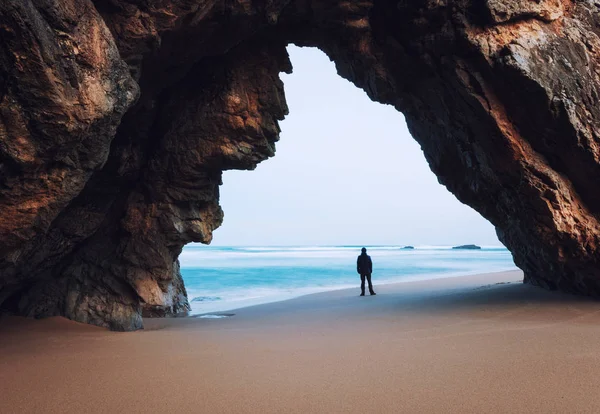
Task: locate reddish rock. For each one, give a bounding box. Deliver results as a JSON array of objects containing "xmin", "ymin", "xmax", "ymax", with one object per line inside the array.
[{"xmin": 2, "ymin": 0, "xmax": 600, "ymax": 330}]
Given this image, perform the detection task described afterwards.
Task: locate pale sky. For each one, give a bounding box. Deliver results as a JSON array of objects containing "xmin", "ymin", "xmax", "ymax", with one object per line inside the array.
[{"xmin": 212, "ymin": 45, "xmax": 501, "ymax": 247}]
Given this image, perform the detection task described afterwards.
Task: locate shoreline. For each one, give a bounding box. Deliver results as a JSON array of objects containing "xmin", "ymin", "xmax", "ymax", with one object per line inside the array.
[
  {"xmin": 6, "ymin": 269, "xmax": 600, "ymax": 413},
  {"xmin": 181, "ymin": 244, "xmax": 516, "ymax": 315},
  {"xmin": 189, "ymin": 267, "xmax": 520, "ymax": 316}
]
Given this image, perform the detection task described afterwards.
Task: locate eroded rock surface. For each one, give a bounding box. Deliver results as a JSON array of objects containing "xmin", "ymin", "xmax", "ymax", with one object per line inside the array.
[{"xmin": 1, "ymin": 0, "xmax": 600, "ymax": 330}]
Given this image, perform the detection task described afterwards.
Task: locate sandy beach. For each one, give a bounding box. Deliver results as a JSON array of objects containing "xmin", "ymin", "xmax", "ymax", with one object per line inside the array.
[{"xmin": 3, "ymin": 270, "xmax": 600, "ymax": 413}]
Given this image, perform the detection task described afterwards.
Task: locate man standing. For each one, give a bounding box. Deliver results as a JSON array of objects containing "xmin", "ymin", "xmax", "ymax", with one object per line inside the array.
[{"xmin": 357, "ymin": 247, "xmax": 376, "ymax": 296}]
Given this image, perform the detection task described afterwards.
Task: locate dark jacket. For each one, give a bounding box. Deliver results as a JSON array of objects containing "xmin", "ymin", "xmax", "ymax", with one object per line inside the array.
[{"xmin": 357, "ymin": 253, "xmax": 373, "ymax": 275}]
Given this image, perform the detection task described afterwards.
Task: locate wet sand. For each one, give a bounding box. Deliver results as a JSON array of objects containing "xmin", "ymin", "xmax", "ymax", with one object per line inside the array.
[{"xmin": 3, "ymin": 270, "xmax": 600, "ymax": 413}]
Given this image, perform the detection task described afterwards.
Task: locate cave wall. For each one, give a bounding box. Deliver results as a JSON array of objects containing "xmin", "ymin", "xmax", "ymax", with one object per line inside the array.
[{"xmin": 1, "ymin": 0, "xmax": 600, "ymax": 330}]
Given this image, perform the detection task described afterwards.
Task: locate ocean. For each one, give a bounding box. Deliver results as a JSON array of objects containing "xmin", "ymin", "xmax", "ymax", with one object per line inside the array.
[{"xmin": 180, "ymin": 245, "xmax": 518, "ymax": 315}]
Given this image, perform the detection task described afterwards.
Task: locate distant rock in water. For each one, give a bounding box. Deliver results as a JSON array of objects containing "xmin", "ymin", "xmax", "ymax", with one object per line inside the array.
[
  {"xmin": 452, "ymin": 244, "xmax": 482, "ymax": 250},
  {"xmin": 402, "ymin": 246, "xmax": 415, "ymax": 250}
]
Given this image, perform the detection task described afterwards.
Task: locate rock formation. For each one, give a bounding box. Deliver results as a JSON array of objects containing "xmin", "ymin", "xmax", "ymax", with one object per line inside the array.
[
  {"xmin": 452, "ymin": 245, "xmax": 482, "ymax": 250},
  {"xmin": 2, "ymin": 0, "xmax": 600, "ymax": 330}
]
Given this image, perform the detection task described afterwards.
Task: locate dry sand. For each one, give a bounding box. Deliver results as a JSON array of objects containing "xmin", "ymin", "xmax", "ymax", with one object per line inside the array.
[{"xmin": 3, "ymin": 270, "xmax": 600, "ymax": 413}]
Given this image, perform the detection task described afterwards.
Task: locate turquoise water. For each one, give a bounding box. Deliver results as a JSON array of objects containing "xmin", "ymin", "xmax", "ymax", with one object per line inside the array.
[{"xmin": 180, "ymin": 245, "xmax": 518, "ymax": 314}]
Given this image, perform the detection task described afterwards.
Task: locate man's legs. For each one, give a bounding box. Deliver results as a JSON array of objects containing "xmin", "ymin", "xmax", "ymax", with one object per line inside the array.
[
  {"xmin": 360, "ymin": 274, "xmax": 366, "ymax": 296},
  {"xmin": 366, "ymin": 274, "xmax": 375, "ymax": 295}
]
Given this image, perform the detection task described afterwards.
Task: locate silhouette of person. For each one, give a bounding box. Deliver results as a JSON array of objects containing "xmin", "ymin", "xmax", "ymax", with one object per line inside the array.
[{"xmin": 357, "ymin": 247, "xmax": 376, "ymax": 296}]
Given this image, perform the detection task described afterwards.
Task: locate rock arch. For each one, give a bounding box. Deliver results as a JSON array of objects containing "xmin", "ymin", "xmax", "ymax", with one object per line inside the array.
[{"xmin": 1, "ymin": 0, "xmax": 599, "ymax": 330}]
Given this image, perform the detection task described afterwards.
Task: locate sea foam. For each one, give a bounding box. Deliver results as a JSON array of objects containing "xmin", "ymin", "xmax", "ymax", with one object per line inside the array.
[{"xmin": 181, "ymin": 245, "xmax": 516, "ymax": 314}]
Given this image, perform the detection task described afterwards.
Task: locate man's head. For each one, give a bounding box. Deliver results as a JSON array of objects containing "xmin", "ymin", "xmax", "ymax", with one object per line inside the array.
[{"xmin": 361, "ymin": 247, "xmax": 367, "ymax": 254}]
